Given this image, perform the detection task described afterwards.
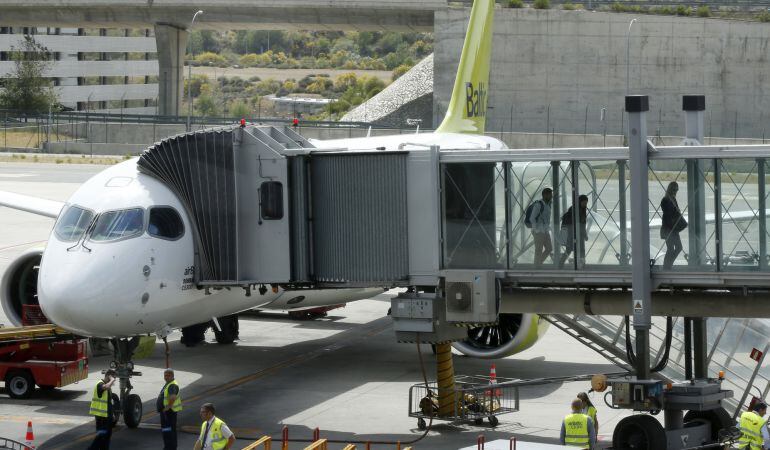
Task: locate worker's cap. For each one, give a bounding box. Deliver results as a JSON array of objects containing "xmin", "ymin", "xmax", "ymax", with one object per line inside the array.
[
  {"xmin": 754, "ymin": 401, "xmax": 768, "ymax": 411},
  {"xmin": 105, "ymin": 369, "xmax": 117, "ymax": 377}
]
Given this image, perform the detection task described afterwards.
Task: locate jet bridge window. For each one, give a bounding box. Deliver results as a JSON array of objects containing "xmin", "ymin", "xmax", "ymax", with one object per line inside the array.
[
  {"xmin": 90, "ymin": 208, "xmax": 145, "ymax": 242},
  {"xmin": 148, "ymin": 207, "xmax": 184, "ymax": 240},
  {"xmin": 260, "ymin": 181, "xmax": 284, "ymax": 220},
  {"xmin": 54, "ymin": 205, "xmax": 94, "ymax": 242}
]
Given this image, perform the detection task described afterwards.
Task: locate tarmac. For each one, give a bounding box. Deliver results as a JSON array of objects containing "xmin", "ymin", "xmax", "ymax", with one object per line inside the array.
[{"xmin": 0, "ymin": 162, "xmax": 636, "ymax": 449}]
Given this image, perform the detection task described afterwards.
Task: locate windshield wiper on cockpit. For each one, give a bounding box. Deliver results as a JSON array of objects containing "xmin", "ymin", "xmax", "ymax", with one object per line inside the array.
[{"xmin": 66, "ymin": 215, "xmax": 98, "ymax": 252}]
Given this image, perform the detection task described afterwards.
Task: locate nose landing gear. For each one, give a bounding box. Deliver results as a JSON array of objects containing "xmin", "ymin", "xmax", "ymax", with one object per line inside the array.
[{"xmin": 109, "ymin": 337, "xmax": 143, "ymax": 428}]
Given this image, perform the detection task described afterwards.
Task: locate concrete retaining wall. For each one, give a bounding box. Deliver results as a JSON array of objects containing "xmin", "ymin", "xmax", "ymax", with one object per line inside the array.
[{"xmin": 434, "ymin": 8, "xmax": 770, "ymax": 139}]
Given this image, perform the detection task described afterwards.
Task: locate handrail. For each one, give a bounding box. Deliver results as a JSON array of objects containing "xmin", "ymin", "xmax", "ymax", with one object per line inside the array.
[
  {"xmin": 304, "ymin": 439, "xmax": 328, "ymax": 450},
  {"xmin": 241, "ymin": 435, "xmax": 271, "ymax": 450}
]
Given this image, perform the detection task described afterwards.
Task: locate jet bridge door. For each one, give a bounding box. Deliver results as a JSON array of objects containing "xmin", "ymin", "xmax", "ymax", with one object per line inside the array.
[{"xmin": 236, "ymin": 127, "xmax": 291, "ymax": 283}]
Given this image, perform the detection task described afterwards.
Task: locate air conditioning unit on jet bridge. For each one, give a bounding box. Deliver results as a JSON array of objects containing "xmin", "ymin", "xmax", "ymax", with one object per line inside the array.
[{"xmin": 444, "ymin": 270, "xmax": 499, "ymax": 324}]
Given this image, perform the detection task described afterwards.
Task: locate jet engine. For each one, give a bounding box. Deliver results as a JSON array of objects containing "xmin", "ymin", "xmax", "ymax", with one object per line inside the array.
[
  {"xmin": 453, "ymin": 313, "xmax": 549, "ymax": 359},
  {"xmin": 1, "ymin": 248, "xmax": 44, "ymax": 326}
]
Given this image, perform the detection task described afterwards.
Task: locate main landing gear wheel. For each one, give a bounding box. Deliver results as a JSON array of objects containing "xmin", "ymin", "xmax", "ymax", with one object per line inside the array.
[
  {"xmin": 612, "ymin": 414, "xmax": 667, "ymax": 450},
  {"xmin": 123, "ymin": 393, "xmax": 142, "ymax": 428},
  {"xmin": 683, "ymin": 407, "xmax": 732, "ymax": 441},
  {"xmin": 214, "ymin": 314, "xmax": 239, "ymax": 345},
  {"xmin": 180, "ymin": 323, "xmax": 207, "ymax": 347},
  {"xmin": 5, "ymin": 370, "xmax": 34, "ymax": 399}
]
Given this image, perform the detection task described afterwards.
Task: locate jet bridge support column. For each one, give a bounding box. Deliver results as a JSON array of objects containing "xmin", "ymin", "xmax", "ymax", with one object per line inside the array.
[
  {"xmin": 683, "ymin": 95, "xmax": 710, "ymax": 380},
  {"xmin": 627, "ymin": 95, "xmax": 652, "ymax": 380},
  {"xmin": 684, "ymin": 95, "xmax": 707, "ymax": 268}
]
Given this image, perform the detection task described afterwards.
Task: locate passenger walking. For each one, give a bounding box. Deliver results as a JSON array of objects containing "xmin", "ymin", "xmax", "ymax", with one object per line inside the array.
[
  {"xmin": 194, "ymin": 403, "xmax": 235, "ymax": 450},
  {"xmin": 527, "ymin": 188, "xmax": 553, "ymax": 266},
  {"xmin": 560, "ymin": 398, "xmax": 596, "ymax": 449},
  {"xmin": 660, "ymin": 181, "xmax": 687, "ymax": 270},
  {"xmin": 158, "ymin": 368, "xmax": 182, "ymax": 450},
  {"xmin": 559, "ymin": 195, "xmax": 589, "ymax": 268},
  {"xmin": 87, "ymin": 369, "xmax": 116, "ymax": 450},
  {"xmin": 577, "ymin": 392, "xmax": 598, "ymax": 435}
]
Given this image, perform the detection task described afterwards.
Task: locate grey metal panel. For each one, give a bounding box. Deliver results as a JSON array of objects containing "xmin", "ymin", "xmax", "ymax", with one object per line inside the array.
[
  {"xmin": 289, "ymin": 156, "xmax": 310, "ymax": 282},
  {"xmin": 311, "ymin": 153, "xmax": 409, "ymax": 284}
]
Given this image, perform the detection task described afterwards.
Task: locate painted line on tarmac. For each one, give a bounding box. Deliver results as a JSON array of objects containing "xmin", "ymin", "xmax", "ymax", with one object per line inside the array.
[
  {"xmin": 0, "ymin": 415, "xmax": 87, "ymax": 426},
  {"xmin": 47, "ymin": 317, "xmax": 392, "ymax": 449}
]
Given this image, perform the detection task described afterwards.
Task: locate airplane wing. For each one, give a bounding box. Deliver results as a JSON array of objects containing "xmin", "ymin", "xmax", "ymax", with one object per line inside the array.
[{"xmin": 0, "ymin": 191, "xmax": 64, "ymax": 218}]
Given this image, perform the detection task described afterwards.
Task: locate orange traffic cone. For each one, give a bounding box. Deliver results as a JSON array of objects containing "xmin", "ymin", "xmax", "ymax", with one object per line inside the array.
[
  {"xmin": 25, "ymin": 420, "xmax": 35, "ymax": 449},
  {"xmin": 489, "ymin": 363, "xmax": 501, "ymax": 396}
]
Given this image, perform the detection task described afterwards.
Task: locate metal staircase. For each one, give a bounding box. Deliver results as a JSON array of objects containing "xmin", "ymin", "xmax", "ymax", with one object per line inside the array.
[{"xmin": 545, "ymin": 314, "xmax": 770, "ymax": 417}]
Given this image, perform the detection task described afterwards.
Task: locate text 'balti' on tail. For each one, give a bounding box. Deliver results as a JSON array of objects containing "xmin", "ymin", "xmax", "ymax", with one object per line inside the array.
[{"xmin": 435, "ymin": 0, "xmax": 495, "ymax": 135}]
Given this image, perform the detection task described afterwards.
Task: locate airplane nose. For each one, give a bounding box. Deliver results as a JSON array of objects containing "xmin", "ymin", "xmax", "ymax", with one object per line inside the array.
[{"xmin": 37, "ymin": 254, "xmax": 148, "ymax": 337}]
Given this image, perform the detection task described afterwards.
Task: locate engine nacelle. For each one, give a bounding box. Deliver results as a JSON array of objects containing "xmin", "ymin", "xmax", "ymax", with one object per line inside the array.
[
  {"xmin": 452, "ymin": 313, "xmax": 550, "ymax": 359},
  {"xmin": 1, "ymin": 248, "xmax": 44, "ymax": 326}
]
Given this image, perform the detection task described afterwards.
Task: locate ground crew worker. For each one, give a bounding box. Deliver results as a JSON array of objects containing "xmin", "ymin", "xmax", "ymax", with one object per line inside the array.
[
  {"xmin": 157, "ymin": 368, "xmax": 182, "ymax": 450},
  {"xmin": 738, "ymin": 401, "xmax": 769, "ymax": 450},
  {"xmin": 88, "ymin": 369, "xmax": 116, "ymax": 450},
  {"xmin": 577, "ymin": 391, "xmax": 598, "ymax": 434},
  {"xmin": 560, "ymin": 398, "xmax": 596, "ymax": 449},
  {"xmin": 194, "ymin": 403, "xmax": 236, "ymax": 450}
]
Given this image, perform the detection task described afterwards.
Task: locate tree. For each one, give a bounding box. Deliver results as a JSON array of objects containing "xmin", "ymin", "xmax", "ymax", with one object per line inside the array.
[{"xmin": 0, "ymin": 35, "xmax": 58, "ymax": 113}]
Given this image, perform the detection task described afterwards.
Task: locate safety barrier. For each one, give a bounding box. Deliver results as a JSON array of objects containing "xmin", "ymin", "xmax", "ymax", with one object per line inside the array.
[
  {"xmin": 475, "ymin": 435, "xmax": 517, "ymax": 449},
  {"xmin": 242, "ymin": 436, "xmax": 271, "ymax": 450},
  {"xmin": 241, "ymin": 426, "xmax": 413, "ymax": 450}
]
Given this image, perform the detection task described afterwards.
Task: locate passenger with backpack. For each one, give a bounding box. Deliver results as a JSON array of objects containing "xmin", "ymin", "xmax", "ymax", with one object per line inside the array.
[{"xmin": 525, "ymin": 188, "xmax": 553, "ymax": 266}]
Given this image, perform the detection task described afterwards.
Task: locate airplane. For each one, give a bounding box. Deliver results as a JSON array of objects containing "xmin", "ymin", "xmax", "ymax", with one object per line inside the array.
[{"xmin": 0, "ymin": 0, "xmax": 548, "ymax": 428}]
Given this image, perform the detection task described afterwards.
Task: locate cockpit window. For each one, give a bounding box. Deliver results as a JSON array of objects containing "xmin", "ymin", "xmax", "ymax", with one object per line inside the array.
[
  {"xmin": 89, "ymin": 208, "xmax": 145, "ymax": 242},
  {"xmin": 54, "ymin": 205, "xmax": 94, "ymax": 242},
  {"xmin": 148, "ymin": 207, "xmax": 184, "ymax": 240}
]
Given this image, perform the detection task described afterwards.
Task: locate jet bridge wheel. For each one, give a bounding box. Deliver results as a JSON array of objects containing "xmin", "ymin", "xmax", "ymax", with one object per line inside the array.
[
  {"xmin": 683, "ymin": 408, "xmax": 732, "ymax": 441},
  {"xmin": 612, "ymin": 414, "xmax": 667, "ymax": 450}
]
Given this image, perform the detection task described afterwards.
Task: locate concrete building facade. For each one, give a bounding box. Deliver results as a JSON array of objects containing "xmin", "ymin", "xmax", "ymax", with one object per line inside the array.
[
  {"xmin": 0, "ymin": 27, "xmax": 158, "ymax": 114},
  {"xmin": 434, "ymin": 8, "xmax": 770, "ymax": 139}
]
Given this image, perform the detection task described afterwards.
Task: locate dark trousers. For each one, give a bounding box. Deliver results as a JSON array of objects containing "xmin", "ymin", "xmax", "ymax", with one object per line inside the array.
[
  {"xmin": 87, "ymin": 418, "xmax": 111, "ymax": 450},
  {"xmin": 160, "ymin": 410, "xmax": 178, "ymax": 450},
  {"xmin": 664, "ymin": 232, "xmax": 683, "ymax": 269}
]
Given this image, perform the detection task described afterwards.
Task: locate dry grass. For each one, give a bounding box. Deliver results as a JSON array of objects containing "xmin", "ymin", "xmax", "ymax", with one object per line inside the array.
[{"xmin": 0, "ymin": 153, "xmax": 125, "ymax": 165}]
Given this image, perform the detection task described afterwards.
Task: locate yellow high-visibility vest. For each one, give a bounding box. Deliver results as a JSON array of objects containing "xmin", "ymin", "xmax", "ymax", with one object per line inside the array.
[
  {"xmin": 163, "ymin": 380, "xmax": 182, "ymax": 412},
  {"xmin": 586, "ymin": 406, "xmax": 597, "ymax": 429},
  {"xmin": 89, "ymin": 382, "xmax": 109, "ymax": 418},
  {"xmin": 739, "ymin": 411, "xmax": 767, "ymax": 450},
  {"xmin": 200, "ymin": 417, "xmax": 228, "ymax": 450},
  {"xmin": 563, "ymin": 413, "xmax": 590, "ymax": 447}
]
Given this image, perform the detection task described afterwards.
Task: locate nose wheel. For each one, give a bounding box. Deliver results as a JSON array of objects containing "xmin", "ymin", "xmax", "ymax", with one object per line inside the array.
[{"xmin": 110, "ymin": 337, "xmax": 144, "ymax": 429}]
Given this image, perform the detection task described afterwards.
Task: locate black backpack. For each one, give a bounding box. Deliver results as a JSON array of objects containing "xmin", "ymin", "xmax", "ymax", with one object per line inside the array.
[{"xmin": 524, "ymin": 200, "xmax": 542, "ymax": 229}]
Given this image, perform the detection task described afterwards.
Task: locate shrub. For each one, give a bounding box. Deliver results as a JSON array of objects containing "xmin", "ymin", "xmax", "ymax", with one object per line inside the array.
[
  {"xmin": 562, "ymin": 2, "xmax": 576, "ymax": 10},
  {"xmin": 508, "ymin": 0, "xmax": 524, "ymax": 8},
  {"xmin": 533, "ymin": 0, "xmax": 550, "ymax": 9},
  {"xmin": 194, "ymin": 52, "xmax": 227, "ymax": 67},
  {"xmin": 229, "ymin": 100, "xmax": 250, "ymax": 119},
  {"xmin": 759, "ymin": 10, "xmax": 770, "ymax": 22},
  {"xmin": 392, "ymin": 64, "xmax": 412, "ymax": 81},
  {"xmin": 696, "ymin": 5, "xmax": 711, "ymax": 17},
  {"xmin": 238, "ymin": 53, "xmax": 259, "ymax": 67},
  {"xmin": 676, "ymin": 5, "xmax": 691, "ymax": 16}
]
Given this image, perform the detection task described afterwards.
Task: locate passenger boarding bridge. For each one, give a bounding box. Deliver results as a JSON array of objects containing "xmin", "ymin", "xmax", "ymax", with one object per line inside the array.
[{"xmin": 136, "ymin": 94, "xmax": 770, "ymax": 447}]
